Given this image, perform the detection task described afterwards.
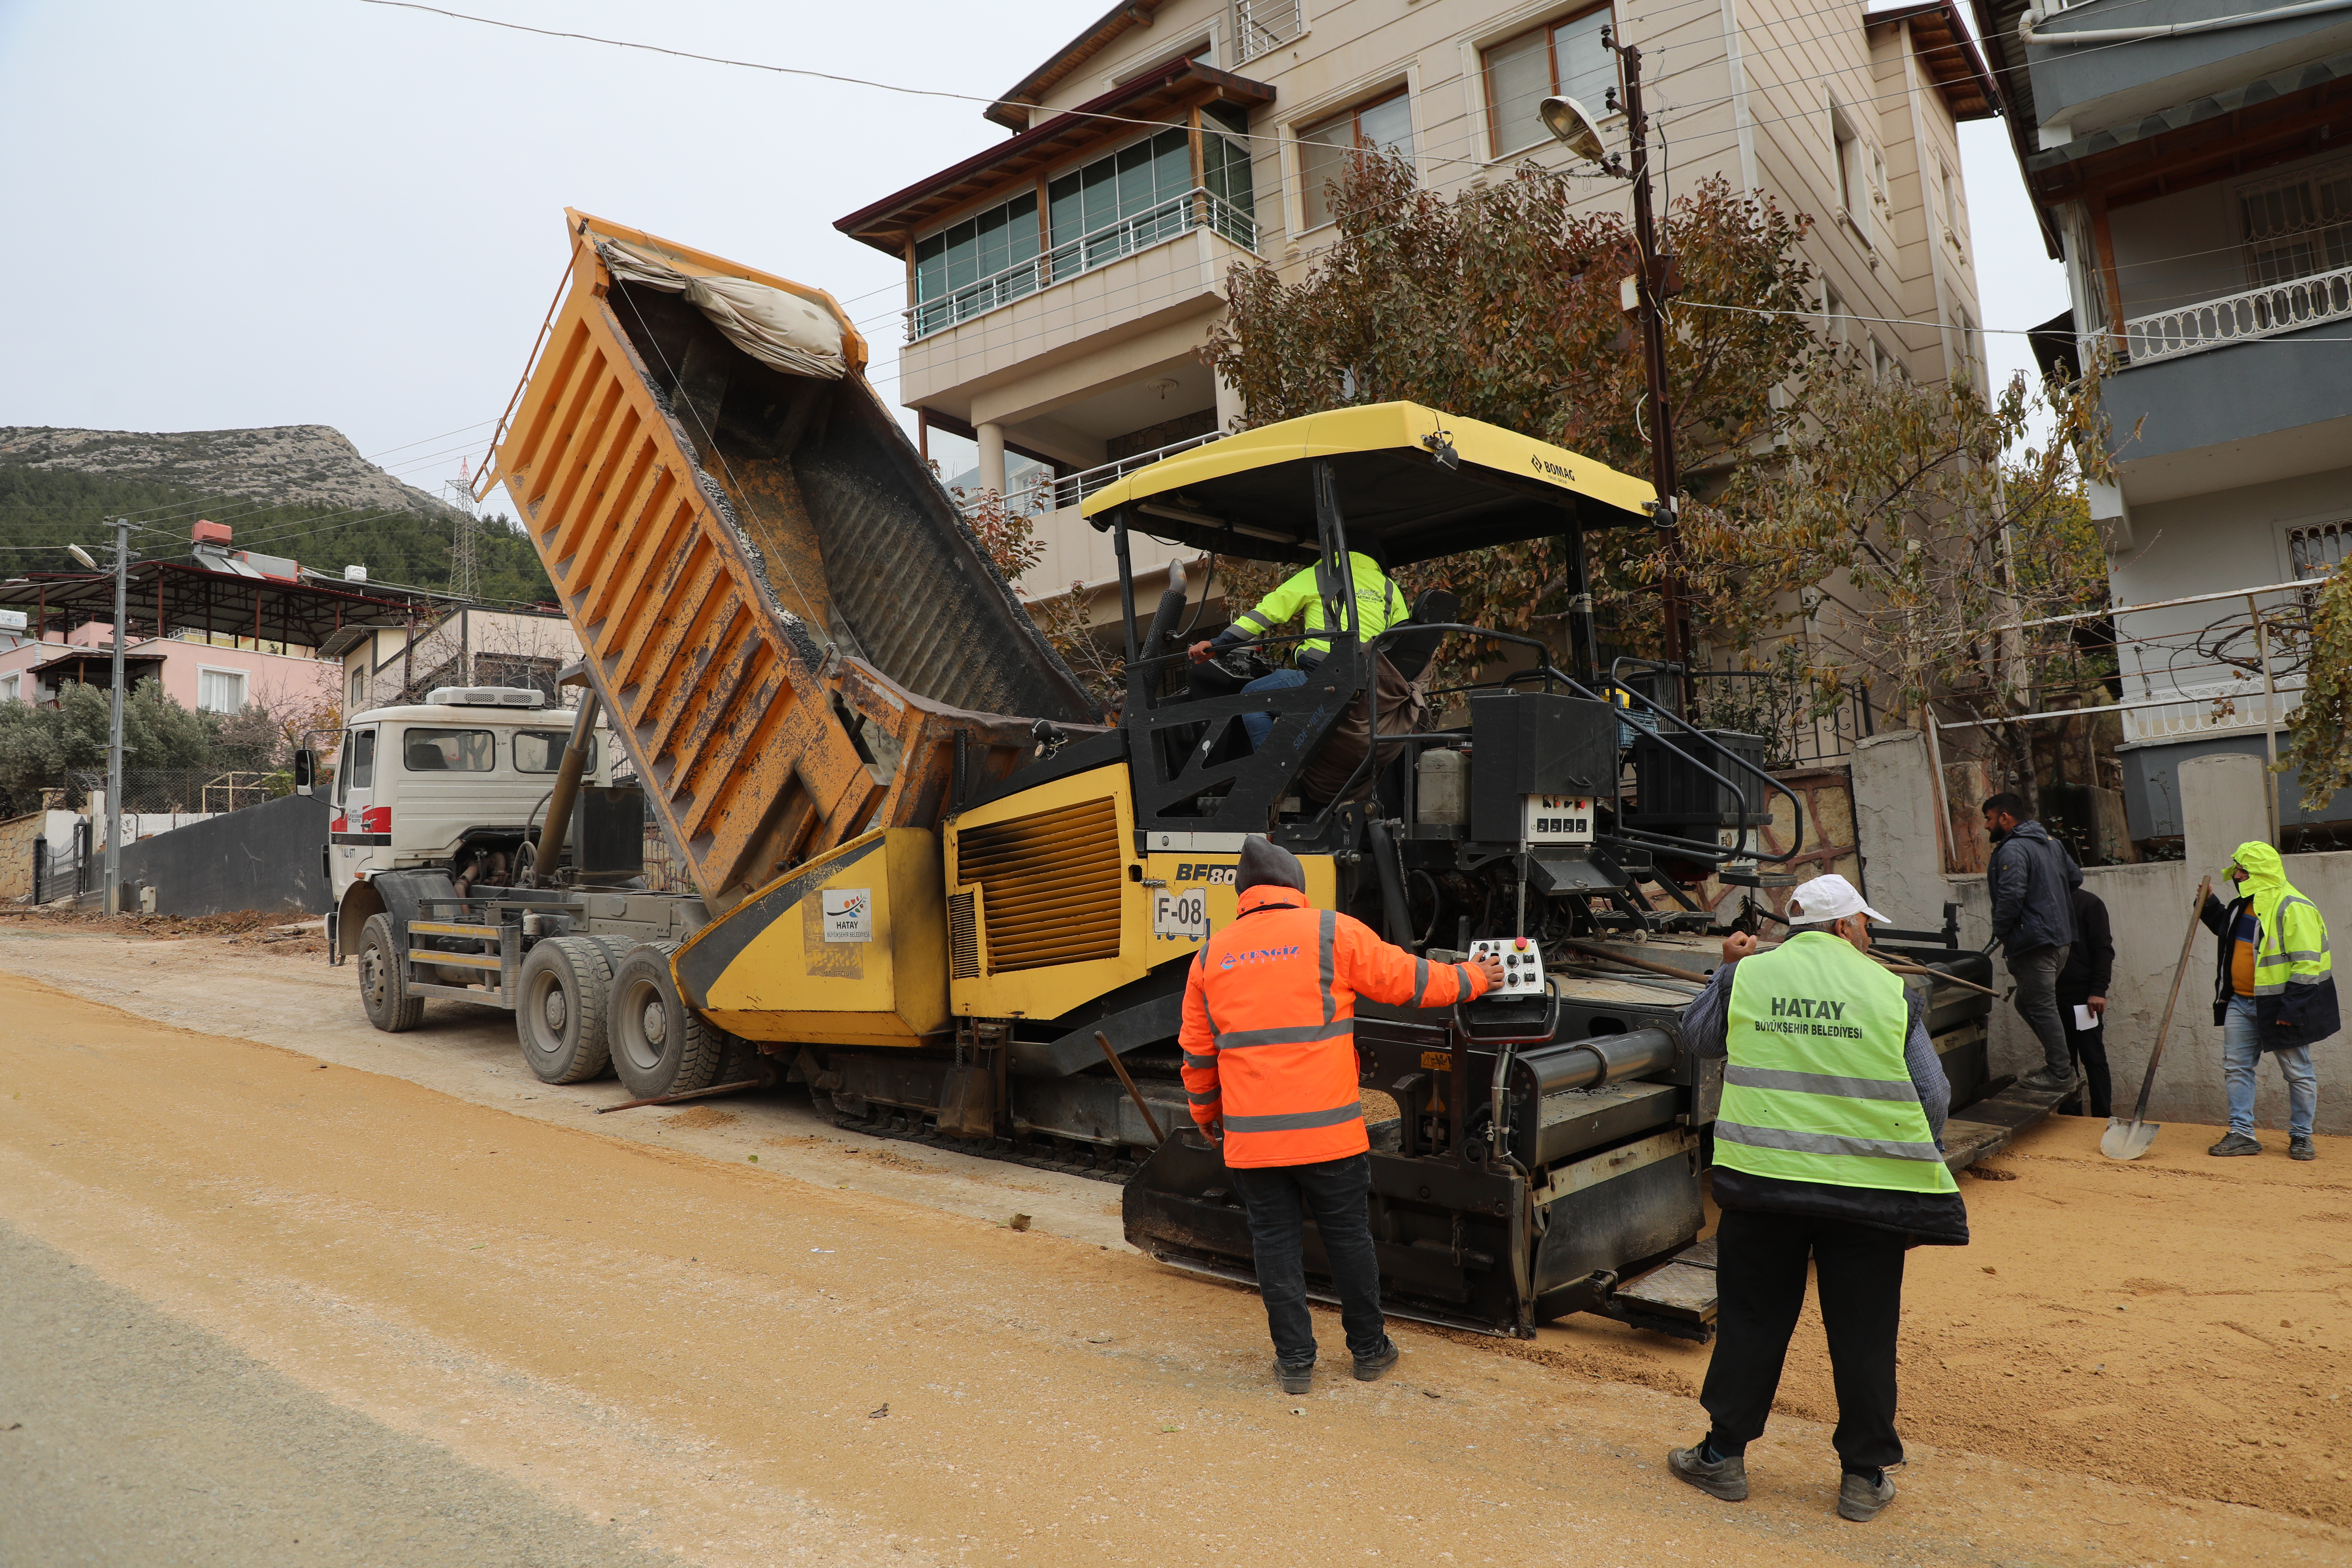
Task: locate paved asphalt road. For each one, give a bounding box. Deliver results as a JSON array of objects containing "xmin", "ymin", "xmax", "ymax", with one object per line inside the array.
[{"xmin": 0, "ymin": 1223, "xmax": 673, "ymax": 1568}]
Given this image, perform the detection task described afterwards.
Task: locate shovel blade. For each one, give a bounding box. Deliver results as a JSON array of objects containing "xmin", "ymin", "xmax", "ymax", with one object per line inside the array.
[{"xmin": 2101, "ymin": 1115, "xmax": 2160, "ymax": 1161}]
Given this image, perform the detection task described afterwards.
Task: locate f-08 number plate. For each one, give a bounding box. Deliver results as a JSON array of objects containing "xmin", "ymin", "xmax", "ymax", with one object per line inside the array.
[
  {"xmin": 1152, "ymin": 887, "xmax": 1211, "ymax": 942},
  {"xmin": 1522, "ymin": 794, "xmax": 1594, "ymax": 844}
]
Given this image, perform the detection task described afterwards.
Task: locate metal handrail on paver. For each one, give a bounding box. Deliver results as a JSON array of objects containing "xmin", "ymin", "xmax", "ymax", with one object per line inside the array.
[
  {"xmin": 2124, "ymin": 261, "xmax": 2352, "ymax": 363},
  {"xmin": 906, "ymin": 187, "xmax": 1257, "ymax": 342}
]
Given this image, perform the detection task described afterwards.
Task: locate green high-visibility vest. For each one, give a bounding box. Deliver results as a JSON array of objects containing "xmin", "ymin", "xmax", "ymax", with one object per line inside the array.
[{"xmin": 1717, "ymin": 931, "xmax": 1959, "ymax": 1195}]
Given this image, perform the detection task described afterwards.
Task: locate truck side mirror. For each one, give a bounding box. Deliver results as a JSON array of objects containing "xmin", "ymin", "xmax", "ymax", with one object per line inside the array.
[{"xmin": 294, "ymin": 748, "xmax": 316, "ymax": 796}]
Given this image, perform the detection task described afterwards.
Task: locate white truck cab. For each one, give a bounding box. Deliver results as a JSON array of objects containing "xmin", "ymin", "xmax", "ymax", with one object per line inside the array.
[{"xmin": 329, "ymin": 686, "xmax": 612, "ymax": 909}]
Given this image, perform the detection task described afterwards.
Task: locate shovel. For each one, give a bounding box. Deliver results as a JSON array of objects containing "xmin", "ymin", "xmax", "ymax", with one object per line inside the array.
[{"xmin": 2102, "ymin": 875, "xmax": 2211, "ymax": 1161}]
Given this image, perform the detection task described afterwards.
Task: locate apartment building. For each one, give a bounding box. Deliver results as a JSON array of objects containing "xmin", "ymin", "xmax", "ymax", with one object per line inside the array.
[
  {"xmin": 1975, "ymin": 0, "xmax": 2352, "ymax": 839},
  {"xmin": 835, "ymin": 0, "xmax": 1999, "ymax": 608}
]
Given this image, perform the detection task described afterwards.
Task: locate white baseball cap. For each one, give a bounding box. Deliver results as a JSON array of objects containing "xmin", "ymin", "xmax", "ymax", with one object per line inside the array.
[{"xmin": 1786, "ymin": 873, "xmax": 1890, "ymax": 926}]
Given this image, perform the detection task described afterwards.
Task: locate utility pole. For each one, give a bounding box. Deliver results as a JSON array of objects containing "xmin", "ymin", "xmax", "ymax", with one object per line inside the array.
[
  {"xmin": 1543, "ymin": 37, "xmax": 1688, "ymax": 680},
  {"xmin": 104, "ymin": 516, "xmax": 130, "ymax": 917}
]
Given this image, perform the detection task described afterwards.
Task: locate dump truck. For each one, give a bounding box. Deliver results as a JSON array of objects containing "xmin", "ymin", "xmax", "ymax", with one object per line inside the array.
[{"xmin": 327, "ymin": 211, "xmax": 1994, "ymax": 1341}]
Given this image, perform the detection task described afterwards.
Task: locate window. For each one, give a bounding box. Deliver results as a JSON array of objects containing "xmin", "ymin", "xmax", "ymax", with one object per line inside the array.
[
  {"xmin": 912, "ymin": 191, "xmax": 1042, "ymax": 336},
  {"xmin": 2239, "ymin": 156, "xmax": 2352, "ymax": 287},
  {"xmin": 0, "ymin": 674, "xmax": 16, "ymax": 704},
  {"xmin": 513, "ymin": 729, "xmax": 598, "ymax": 773},
  {"xmin": 2290, "ymin": 521, "xmax": 2352, "ymax": 579},
  {"xmin": 1484, "ymin": 9, "xmax": 1616, "ymax": 159},
  {"xmin": 348, "ymin": 666, "xmax": 366, "ymax": 715},
  {"xmin": 402, "ymin": 727, "xmax": 495, "ymax": 772},
  {"xmin": 339, "ymin": 728, "xmax": 376, "ymax": 802},
  {"xmin": 1952, "ymin": 305, "xmax": 1979, "ymax": 378},
  {"xmin": 1823, "ymin": 285, "xmax": 1849, "ymax": 344},
  {"xmin": 1297, "ymin": 90, "xmax": 1414, "ymax": 230},
  {"xmin": 1202, "ymin": 102, "xmax": 1256, "ymax": 240},
  {"xmin": 197, "ymin": 667, "xmax": 248, "ymax": 714},
  {"xmin": 1049, "ymin": 126, "xmax": 1195, "ymax": 265}
]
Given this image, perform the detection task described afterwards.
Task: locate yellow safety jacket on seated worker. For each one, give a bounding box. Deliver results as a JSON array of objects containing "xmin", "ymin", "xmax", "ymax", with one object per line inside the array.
[
  {"xmin": 1716, "ymin": 932, "xmax": 1961, "ymax": 1198},
  {"xmin": 1222, "ymin": 552, "xmax": 1406, "ymax": 664}
]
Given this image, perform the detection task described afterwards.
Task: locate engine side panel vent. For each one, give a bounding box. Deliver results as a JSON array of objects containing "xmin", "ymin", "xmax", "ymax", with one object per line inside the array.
[
  {"xmin": 948, "ymin": 889, "xmax": 981, "ymax": 980},
  {"xmin": 954, "ymin": 796, "xmax": 1122, "ymax": 973}
]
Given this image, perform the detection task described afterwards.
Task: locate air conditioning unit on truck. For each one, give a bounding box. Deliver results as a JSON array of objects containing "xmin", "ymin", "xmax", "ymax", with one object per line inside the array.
[{"xmin": 320, "ymin": 212, "xmax": 1994, "ymax": 1342}]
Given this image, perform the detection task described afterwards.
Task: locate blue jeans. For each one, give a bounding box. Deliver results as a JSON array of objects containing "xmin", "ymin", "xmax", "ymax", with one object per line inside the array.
[
  {"xmin": 1241, "ymin": 666, "xmax": 1307, "ymax": 748},
  {"xmin": 2223, "ymin": 996, "xmax": 2318, "ymax": 1139}
]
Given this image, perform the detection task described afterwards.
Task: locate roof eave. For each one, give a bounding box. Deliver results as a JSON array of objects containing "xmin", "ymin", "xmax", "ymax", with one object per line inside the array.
[{"xmin": 985, "ymin": 0, "xmax": 1172, "ymax": 132}]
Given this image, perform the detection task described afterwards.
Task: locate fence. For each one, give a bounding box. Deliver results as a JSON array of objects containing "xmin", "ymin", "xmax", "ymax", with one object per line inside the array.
[
  {"xmin": 31, "ymin": 825, "xmax": 87, "ymax": 905},
  {"xmin": 1685, "ymin": 671, "xmax": 1877, "ymax": 770},
  {"xmin": 68, "ymin": 766, "xmax": 290, "ymax": 817}
]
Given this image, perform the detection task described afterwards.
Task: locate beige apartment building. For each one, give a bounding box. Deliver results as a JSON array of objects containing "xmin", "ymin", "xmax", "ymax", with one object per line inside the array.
[{"xmin": 835, "ymin": 0, "xmax": 1999, "ymax": 609}]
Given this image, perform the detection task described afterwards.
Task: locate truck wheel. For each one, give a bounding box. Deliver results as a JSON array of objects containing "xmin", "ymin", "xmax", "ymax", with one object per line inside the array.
[
  {"xmin": 609, "ymin": 941, "xmax": 721, "ymax": 1100},
  {"xmin": 357, "ymin": 913, "xmax": 424, "ymax": 1033},
  {"xmin": 516, "ymin": 937, "xmax": 617, "ymax": 1085}
]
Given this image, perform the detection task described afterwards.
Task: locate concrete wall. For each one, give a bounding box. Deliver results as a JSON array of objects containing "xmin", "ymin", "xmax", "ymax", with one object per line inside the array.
[
  {"xmin": 1856, "ymin": 734, "xmax": 2350, "ymax": 1133},
  {"xmin": 114, "ymin": 793, "xmax": 332, "ymax": 917}
]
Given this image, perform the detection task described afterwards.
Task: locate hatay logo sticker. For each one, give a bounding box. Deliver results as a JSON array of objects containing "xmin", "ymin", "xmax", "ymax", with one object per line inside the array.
[{"xmin": 821, "ymin": 888, "xmax": 874, "ymax": 943}]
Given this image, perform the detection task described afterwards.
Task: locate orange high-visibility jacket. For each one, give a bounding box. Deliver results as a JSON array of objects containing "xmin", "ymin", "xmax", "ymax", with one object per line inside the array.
[{"xmin": 1180, "ymin": 886, "xmax": 1490, "ymax": 1167}]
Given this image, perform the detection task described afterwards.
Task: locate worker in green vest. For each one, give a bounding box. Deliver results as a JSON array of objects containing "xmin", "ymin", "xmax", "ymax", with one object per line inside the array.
[{"xmin": 1663, "ymin": 873, "xmax": 1970, "ymax": 1525}]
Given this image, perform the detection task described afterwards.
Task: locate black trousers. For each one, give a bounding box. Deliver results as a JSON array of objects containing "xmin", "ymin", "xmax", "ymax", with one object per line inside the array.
[
  {"xmin": 1232, "ymin": 1152, "xmax": 1386, "ymax": 1366},
  {"xmin": 1700, "ymin": 1208, "xmax": 1908, "ymax": 1471},
  {"xmin": 2060, "ymin": 1011, "xmax": 2113, "ymax": 1117}
]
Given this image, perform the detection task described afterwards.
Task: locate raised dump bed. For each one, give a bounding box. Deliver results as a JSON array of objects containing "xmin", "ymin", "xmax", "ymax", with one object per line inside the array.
[{"xmin": 486, "ymin": 211, "xmax": 1094, "ymax": 910}]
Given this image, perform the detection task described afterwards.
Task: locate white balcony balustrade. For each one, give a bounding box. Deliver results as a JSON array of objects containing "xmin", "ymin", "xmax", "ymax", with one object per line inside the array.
[
  {"xmin": 2124, "ymin": 262, "xmax": 2352, "ymax": 363},
  {"xmin": 906, "ymin": 189, "xmax": 1258, "ymax": 343}
]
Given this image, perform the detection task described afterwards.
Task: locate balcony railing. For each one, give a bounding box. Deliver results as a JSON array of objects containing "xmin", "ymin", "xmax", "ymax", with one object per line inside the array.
[
  {"xmin": 907, "ymin": 188, "xmax": 1257, "ymax": 342},
  {"xmin": 2124, "ymin": 261, "xmax": 2352, "ymax": 364},
  {"xmin": 1009, "ymin": 430, "xmax": 1227, "ymax": 517}
]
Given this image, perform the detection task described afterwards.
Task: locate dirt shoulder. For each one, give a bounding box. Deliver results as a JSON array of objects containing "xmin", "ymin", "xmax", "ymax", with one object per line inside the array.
[{"xmin": 1, "ymin": 925, "xmax": 2347, "ymax": 1564}]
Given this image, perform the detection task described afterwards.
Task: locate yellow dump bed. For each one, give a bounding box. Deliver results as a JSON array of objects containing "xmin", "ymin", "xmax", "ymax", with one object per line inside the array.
[{"xmin": 486, "ymin": 213, "xmax": 1096, "ymax": 911}]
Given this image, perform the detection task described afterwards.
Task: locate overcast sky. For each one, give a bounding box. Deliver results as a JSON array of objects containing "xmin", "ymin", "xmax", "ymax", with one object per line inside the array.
[{"xmin": 0, "ymin": 0, "xmax": 2067, "ymax": 503}]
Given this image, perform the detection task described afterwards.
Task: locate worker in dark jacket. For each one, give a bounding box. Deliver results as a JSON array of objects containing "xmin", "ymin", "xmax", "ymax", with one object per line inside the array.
[
  {"xmin": 1179, "ymin": 837, "xmax": 1500, "ymax": 1393},
  {"xmin": 2199, "ymin": 841, "xmax": 2332, "ymax": 1159},
  {"xmin": 1982, "ymin": 793, "xmax": 2083, "ymax": 1095},
  {"xmin": 2055, "ymin": 884, "xmax": 2115, "ymax": 1118},
  {"xmin": 1665, "ymin": 874, "xmax": 1967, "ymax": 1526}
]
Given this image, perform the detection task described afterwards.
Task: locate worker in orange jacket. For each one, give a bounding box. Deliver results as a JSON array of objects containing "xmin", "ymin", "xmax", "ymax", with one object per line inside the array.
[{"xmin": 1181, "ymin": 836, "xmax": 1501, "ymax": 1393}]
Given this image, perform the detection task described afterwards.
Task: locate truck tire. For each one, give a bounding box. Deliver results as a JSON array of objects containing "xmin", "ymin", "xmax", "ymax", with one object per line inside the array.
[
  {"xmin": 609, "ymin": 941, "xmax": 721, "ymax": 1101},
  {"xmin": 516, "ymin": 937, "xmax": 617, "ymax": 1085},
  {"xmin": 357, "ymin": 913, "xmax": 425, "ymax": 1033}
]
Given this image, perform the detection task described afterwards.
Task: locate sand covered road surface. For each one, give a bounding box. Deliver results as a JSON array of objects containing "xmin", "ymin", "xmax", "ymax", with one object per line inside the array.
[{"xmin": 1, "ymin": 926, "xmax": 2349, "ymax": 1565}]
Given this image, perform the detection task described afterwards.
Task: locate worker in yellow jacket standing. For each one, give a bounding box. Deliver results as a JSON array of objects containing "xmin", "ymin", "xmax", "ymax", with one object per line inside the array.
[
  {"xmin": 2200, "ymin": 840, "xmax": 2333, "ymax": 1159},
  {"xmin": 1664, "ymin": 874, "xmax": 1968, "ymax": 1524}
]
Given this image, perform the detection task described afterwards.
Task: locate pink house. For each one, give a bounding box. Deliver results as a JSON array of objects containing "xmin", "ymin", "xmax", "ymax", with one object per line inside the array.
[{"xmin": 0, "ymin": 521, "xmax": 461, "ymax": 724}]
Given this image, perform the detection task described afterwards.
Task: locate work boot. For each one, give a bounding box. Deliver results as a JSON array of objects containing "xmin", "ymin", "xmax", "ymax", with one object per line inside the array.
[
  {"xmin": 2208, "ymin": 1131, "xmax": 2263, "ymax": 1156},
  {"xmin": 1666, "ymin": 1444, "xmax": 1749, "ymax": 1502},
  {"xmin": 1352, "ymin": 1339, "xmax": 1400, "ymax": 1382},
  {"xmin": 1838, "ymin": 1470, "xmax": 1897, "ymax": 1521},
  {"xmin": 1274, "ymin": 1359, "xmax": 1314, "ymax": 1395},
  {"xmin": 2291, "ymin": 1135, "xmax": 2317, "ymax": 1161},
  {"xmin": 2016, "ymin": 1067, "xmax": 2076, "ymax": 1095}
]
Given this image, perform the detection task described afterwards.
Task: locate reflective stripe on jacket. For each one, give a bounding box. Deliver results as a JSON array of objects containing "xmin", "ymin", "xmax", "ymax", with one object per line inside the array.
[
  {"xmin": 1225, "ymin": 553, "xmax": 1405, "ymax": 663},
  {"xmin": 1178, "ymin": 884, "xmax": 1487, "ymax": 1167},
  {"xmin": 1715, "ymin": 932, "xmax": 1960, "ymax": 1197}
]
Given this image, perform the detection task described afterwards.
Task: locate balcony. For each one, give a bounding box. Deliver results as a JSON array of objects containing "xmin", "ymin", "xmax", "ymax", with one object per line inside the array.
[
  {"xmin": 907, "ymin": 188, "xmax": 1258, "ymax": 342},
  {"xmin": 2024, "ymin": 0, "xmax": 2352, "ymax": 146},
  {"xmin": 2124, "ymin": 262, "xmax": 2352, "ymax": 363}
]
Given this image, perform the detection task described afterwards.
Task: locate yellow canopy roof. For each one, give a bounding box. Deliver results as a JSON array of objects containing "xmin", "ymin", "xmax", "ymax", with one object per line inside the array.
[{"xmin": 1079, "ymin": 402, "xmax": 1655, "ymax": 566}]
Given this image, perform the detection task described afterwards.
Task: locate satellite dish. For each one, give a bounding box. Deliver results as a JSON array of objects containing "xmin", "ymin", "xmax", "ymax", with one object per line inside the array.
[{"xmin": 1539, "ymin": 95, "xmax": 1610, "ymax": 165}]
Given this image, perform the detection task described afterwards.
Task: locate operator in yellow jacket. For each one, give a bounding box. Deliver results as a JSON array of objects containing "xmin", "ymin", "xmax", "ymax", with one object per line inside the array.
[
  {"xmin": 1180, "ymin": 836, "xmax": 1499, "ymax": 1395},
  {"xmin": 2200, "ymin": 840, "xmax": 2333, "ymax": 1160},
  {"xmin": 1187, "ymin": 544, "xmax": 1408, "ymax": 748}
]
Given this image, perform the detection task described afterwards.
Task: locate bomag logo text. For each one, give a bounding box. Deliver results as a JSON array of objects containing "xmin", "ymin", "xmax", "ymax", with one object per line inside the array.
[
  {"xmin": 1529, "ymin": 454, "xmax": 1577, "ymax": 484},
  {"xmin": 1174, "ymin": 863, "xmax": 1237, "ymax": 884}
]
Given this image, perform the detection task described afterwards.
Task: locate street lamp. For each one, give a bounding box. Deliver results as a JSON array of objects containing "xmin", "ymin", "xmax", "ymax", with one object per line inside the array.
[
  {"xmin": 69, "ymin": 521, "xmax": 133, "ymax": 915},
  {"xmin": 1542, "ymin": 29, "xmax": 1690, "ymax": 677}
]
